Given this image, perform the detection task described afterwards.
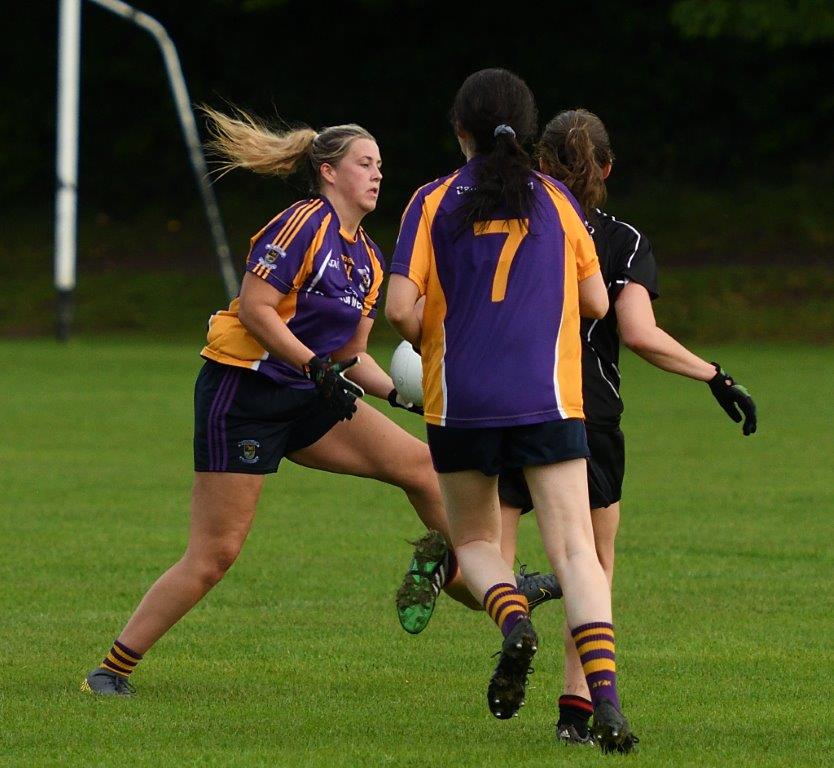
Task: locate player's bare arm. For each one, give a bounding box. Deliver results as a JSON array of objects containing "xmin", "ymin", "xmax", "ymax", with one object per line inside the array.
[
  {"xmin": 578, "ymin": 270, "xmax": 609, "ymax": 319},
  {"xmin": 237, "ymin": 272, "xmax": 314, "ymax": 370},
  {"xmin": 385, "ymin": 274, "xmax": 422, "ymax": 349},
  {"xmin": 615, "ymin": 281, "xmax": 714, "ymax": 379},
  {"xmin": 332, "ymin": 316, "xmax": 395, "ymax": 399}
]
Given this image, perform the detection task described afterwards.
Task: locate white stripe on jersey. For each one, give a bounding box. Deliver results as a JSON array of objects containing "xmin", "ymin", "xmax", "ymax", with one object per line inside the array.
[
  {"xmin": 306, "ymin": 248, "xmax": 333, "ymax": 293},
  {"xmin": 552, "ymin": 308, "xmax": 568, "ymax": 420},
  {"xmin": 596, "ymin": 355, "xmax": 621, "ymax": 399},
  {"xmin": 251, "ymin": 349, "xmax": 270, "ymax": 371},
  {"xmin": 586, "ymin": 282, "xmax": 612, "ymax": 342},
  {"xmin": 607, "ymin": 213, "xmax": 642, "ymax": 268},
  {"xmin": 586, "ymin": 279, "xmax": 620, "ymax": 398},
  {"xmin": 586, "ymin": 318, "xmax": 600, "ymax": 343},
  {"xmin": 440, "ymin": 331, "xmax": 449, "ymax": 427}
]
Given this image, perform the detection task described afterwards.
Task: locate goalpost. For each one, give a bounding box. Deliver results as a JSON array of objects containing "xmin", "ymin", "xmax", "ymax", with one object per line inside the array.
[{"xmin": 54, "ymin": 0, "xmax": 240, "ymax": 341}]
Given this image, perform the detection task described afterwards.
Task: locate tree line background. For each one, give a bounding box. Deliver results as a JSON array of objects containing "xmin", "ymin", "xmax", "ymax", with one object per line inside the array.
[{"xmin": 1, "ymin": 0, "xmax": 832, "ymax": 338}]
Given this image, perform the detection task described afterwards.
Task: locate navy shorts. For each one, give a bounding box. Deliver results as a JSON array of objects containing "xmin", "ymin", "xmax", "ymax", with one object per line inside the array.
[
  {"xmin": 426, "ymin": 418, "xmax": 589, "ymax": 476},
  {"xmin": 193, "ymin": 360, "xmax": 340, "ymax": 474},
  {"xmin": 498, "ymin": 426, "xmax": 625, "ymax": 511}
]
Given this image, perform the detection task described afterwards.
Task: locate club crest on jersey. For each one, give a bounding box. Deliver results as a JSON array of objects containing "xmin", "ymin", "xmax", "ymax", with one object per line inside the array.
[
  {"xmin": 341, "ymin": 254, "xmax": 355, "ymax": 280},
  {"xmin": 357, "ymin": 267, "xmax": 371, "ymax": 292},
  {"xmin": 264, "ymin": 243, "xmax": 287, "ymax": 262},
  {"xmin": 237, "ymin": 439, "xmax": 260, "ymax": 464},
  {"xmin": 256, "ymin": 257, "xmax": 277, "ymax": 272}
]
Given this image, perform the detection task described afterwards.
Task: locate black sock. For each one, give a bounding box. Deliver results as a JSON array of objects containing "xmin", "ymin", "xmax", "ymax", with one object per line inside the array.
[{"xmin": 558, "ymin": 694, "xmax": 593, "ymax": 735}]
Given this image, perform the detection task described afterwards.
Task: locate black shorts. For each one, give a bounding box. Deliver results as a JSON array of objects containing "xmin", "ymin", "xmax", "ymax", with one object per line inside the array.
[
  {"xmin": 498, "ymin": 426, "xmax": 625, "ymax": 512},
  {"xmin": 193, "ymin": 360, "xmax": 340, "ymax": 474},
  {"xmin": 426, "ymin": 418, "xmax": 589, "ymax": 476}
]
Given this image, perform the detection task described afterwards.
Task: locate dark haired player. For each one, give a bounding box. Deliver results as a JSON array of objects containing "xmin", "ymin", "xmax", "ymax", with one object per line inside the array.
[
  {"xmin": 387, "ymin": 70, "xmax": 637, "ymax": 754},
  {"xmin": 499, "ymin": 108, "xmax": 757, "ymax": 746}
]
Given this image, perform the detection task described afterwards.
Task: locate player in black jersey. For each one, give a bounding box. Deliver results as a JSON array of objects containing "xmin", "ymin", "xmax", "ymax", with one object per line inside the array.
[{"xmin": 498, "ymin": 109, "xmax": 757, "ymax": 746}]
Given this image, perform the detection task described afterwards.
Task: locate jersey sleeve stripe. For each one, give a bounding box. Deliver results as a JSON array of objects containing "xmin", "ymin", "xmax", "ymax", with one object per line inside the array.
[
  {"xmin": 244, "ymin": 200, "xmax": 310, "ymax": 267},
  {"xmin": 248, "ymin": 200, "xmax": 304, "ymax": 245},
  {"xmin": 276, "ymin": 199, "xmax": 324, "ymax": 250},
  {"xmin": 291, "ymin": 213, "xmax": 331, "ymax": 291},
  {"xmin": 268, "ymin": 199, "xmax": 315, "ymax": 247}
]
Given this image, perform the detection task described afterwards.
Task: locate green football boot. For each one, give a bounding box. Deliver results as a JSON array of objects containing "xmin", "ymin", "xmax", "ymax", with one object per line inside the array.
[{"xmin": 395, "ymin": 530, "xmax": 450, "ymax": 635}]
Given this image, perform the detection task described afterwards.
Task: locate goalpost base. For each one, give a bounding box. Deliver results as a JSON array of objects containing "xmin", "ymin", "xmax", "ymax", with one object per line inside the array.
[{"xmin": 56, "ymin": 289, "xmax": 74, "ymax": 342}]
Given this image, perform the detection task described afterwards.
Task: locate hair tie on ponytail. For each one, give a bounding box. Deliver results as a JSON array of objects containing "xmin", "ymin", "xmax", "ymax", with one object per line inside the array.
[{"xmin": 494, "ymin": 124, "xmax": 516, "ymax": 138}]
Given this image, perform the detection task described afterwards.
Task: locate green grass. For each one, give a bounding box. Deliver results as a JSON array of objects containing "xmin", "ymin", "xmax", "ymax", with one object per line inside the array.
[{"xmin": 1, "ymin": 339, "xmax": 832, "ymax": 766}]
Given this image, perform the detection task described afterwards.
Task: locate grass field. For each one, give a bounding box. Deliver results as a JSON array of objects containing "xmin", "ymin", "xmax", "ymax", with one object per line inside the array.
[{"xmin": 1, "ymin": 339, "xmax": 833, "ymax": 767}]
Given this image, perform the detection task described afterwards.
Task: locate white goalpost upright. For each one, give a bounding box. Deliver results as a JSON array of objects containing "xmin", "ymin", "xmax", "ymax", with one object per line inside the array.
[
  {"xmin": 55, "ymin": 0, "xmax": 82, "ymax": 341},
  {"xmin": 54, "ymin": 0, "xmax": 240, "ymax": 341}
]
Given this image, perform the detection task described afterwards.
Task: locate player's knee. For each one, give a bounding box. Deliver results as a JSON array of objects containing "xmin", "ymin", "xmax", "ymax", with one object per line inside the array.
[
  {"xmin": 190, "ymin": 543, "xmax": 242, "ymax": 587},
  {"xmin": 399, "ymin": 449, "xmax": 437, "ymax": 495}
]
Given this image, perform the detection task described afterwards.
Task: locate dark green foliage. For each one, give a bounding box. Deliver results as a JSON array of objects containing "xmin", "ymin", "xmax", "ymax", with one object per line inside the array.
[
  {"xmin": 2, "ymin": 2, "xmax": 832, "ymax": 209},
  {"xmin": 671, "ymin": 0, "xmax": 834, "ymax": 46}
]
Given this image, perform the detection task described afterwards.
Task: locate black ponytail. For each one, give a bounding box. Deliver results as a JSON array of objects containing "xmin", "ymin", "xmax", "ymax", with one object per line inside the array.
[{"xmin": 451, "ymin": 69, "xmax": 538, "ymax": 229}]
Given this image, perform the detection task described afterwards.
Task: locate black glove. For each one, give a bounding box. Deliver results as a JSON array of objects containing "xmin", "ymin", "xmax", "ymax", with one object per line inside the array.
[
  {"xmin": 303, "ymin": 356, "xmax": 364, "ymax": 421},
  {"xmin": 708, "ymin": 362, "xmax": 757, "ymax": 436},
  {"xmin": 387, "ymin": 388, "xmax": 424, "ymax": 415}
]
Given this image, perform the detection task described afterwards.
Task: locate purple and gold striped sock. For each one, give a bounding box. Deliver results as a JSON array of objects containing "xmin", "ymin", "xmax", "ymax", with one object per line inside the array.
[
  {"xmin": 571, "ymin": 622, "xmax": 621, "ymax": 710},
  {"xmin": 484, "ymin": 582, "xmax": 530, "ymax": 638},
  {"xmin": 100, "ymin": 639, "xmax": 143, "ymax": 679}
]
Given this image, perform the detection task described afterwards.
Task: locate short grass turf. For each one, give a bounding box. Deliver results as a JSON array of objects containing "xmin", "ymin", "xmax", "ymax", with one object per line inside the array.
[{"xmin": 0, "ymin": 339, "xmax": 832, "ymax": 767}]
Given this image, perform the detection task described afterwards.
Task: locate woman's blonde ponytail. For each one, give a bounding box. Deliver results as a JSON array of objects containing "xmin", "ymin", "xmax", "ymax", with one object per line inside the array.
[{"xmin": 201, "ymin": 105, "xmax": 317, "ymax": 178}]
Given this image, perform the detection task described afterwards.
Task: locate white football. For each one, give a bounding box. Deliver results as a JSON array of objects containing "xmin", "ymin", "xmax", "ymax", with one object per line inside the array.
[{"xmin": 390, "ymin": 340, "xmax": 424, "ymax": 407}]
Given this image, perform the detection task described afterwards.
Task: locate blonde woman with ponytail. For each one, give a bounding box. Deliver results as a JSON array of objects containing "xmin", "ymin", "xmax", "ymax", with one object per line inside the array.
[
  {"xmin": 497, "ymin": 108, "xmax": 757, "ymax": 746},
  {"xmin": 81, "ymin": 105, "xmax": 482, "ymax": 697}
]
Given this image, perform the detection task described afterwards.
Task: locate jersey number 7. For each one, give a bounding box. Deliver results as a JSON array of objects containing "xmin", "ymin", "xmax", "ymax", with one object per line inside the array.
[{"xmin": 474, "ymin": 219, "xmax": 529, "ymax": 303}]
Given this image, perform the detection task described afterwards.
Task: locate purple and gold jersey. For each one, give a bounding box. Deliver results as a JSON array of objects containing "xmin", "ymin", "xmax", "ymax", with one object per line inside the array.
[
  {"xmin": 391, "ymin": 158, "xmax": 599, "ymax": 428},
  {"xmin": 201, "ymin": 196, "xmax": 385, "ymax": 388}
]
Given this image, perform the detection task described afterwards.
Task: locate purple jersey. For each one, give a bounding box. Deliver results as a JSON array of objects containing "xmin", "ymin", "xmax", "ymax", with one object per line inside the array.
[
  {"xmin": 202, "ymin": 196, "xmax": 385, "ymax": 387},
  {"xmin": 391, "ymin": 159, "xmax": 600, "ymax": 427}
]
